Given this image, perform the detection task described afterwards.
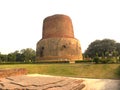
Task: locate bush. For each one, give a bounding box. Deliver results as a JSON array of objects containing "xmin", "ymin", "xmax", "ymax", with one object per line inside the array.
[
  {"xmin": 93, "ymin": 57, "xmax": 99, "ymax": 64},
  {"xmin": 36, "ymin": 60, "xmax": 69, "ymax": 64},
  {"xmin": 100, "ymin": 59, "xmax": 110, "ymax": 64},
  {"xmin": 100, "ymin": 58, "xmax": 119, "ymax": 64},
  {"xmin": 75, "ymin": 60, "xmax": 92, "ymax": 63}
]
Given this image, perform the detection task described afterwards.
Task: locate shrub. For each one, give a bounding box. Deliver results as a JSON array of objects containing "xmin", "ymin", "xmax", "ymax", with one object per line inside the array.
[
  {"xmin": 100, "ymin": 59, "xmax": 110, "ymax": 64},
  {"xmin": 93, "ymin": 57, "xmax": 99, "ymax": 64},
  {"xmin": 75, "ymin": 60, "xmax": 92, "ymax": 63}
]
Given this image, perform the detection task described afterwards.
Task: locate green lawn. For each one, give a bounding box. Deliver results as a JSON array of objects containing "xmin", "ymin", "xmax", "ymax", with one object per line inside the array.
[{"xmin": 0, "ymin": 63, "xmax": 120, "ymax": 79}]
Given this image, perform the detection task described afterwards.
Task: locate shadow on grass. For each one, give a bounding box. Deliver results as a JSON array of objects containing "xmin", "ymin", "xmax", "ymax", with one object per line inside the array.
[{"xmin": 115, "ymin": 65, "xmax": 120, "ymax": 79}]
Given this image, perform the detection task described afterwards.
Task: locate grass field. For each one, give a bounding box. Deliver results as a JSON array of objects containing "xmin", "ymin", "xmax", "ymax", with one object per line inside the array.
[{"xmin": 0, "ymin": 63, "xmax": 120, "ymax": 79}]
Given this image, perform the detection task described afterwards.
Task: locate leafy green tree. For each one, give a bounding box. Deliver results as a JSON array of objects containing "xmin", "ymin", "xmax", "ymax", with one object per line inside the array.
[
  {"xmin": 0, "ymin": 54, "xmax": 8, "ymax": 62},
  {"xmin": 116, "ymin": 43, "xmax": 120, "ymax": 56},
  {"xmin": 13, "ymin": 50, "xmax": 24, "ymax": 62},
  {"xmin": 20, "ymin": 48, "xmax": 35, "ymax": 62},
  {"xmin": 115, "ymin": 43, "xmax": 120, "ymax": 63},
  {"xmin": 84, "ymin": 40, "xmax": 99, "ymax": 58},
  {"xmin": 84, "ymin": 39, "xmax": 116, "ymax": 58},
  {"xmin": 8, "ymin": 52, "xmax": 16, "ymax": 62},
  {"xmin": 0, "ymin": 48, "xmax": 36, "ymax": 63},
  {"xmin": 0, "ymin": 53, "xmax": 2, "ymax": 62}
]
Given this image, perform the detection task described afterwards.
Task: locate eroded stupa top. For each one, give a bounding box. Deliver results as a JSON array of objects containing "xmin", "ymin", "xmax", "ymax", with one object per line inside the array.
[{"xmin": 42, "ymin": 14, "xmax": 74, "ymax": 39}]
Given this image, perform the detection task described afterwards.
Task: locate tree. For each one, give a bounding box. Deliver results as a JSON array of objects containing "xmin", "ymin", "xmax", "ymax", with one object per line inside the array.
[
  {"xmin": 20, "ymin": 48, "xmax": 36, "ymax": 62},
  {"xmin": 0, "ymin": 54, "xmax": 8, "ymax": 62},
  {"xmin": 84, "ymin": 39, "xmax": 116, "ymax": 58},
  {"xmin": 115, "ymin": 43, "xmax": 120, "ymax": 63},
  {"xmin": 13, "ymin": 50, "xmax": 24, "ymax": 62},
  {"xmin": 8, "ymin": 52, "xmax": 16, "ymax": 62},
  {"xmin": 84, "ymin": 40, "xmax": 101, "ymax": 58},
  {"xmin": 0, "ymin": 48, "xmax": 36, "ymax": 63},
  {"xmin": 116, "ymin": 43, "xmax": 120, "ymax": 55}
]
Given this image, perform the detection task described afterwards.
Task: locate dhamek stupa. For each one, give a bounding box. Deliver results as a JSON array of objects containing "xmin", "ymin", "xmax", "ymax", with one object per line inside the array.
[{"xmin": 36, "ymin": 14, "xmax": 83, "ymax": 63}]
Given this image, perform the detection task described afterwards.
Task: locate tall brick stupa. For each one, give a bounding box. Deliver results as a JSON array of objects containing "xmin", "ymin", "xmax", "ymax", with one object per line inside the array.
[{"xmin": 36, "ymin": 14, "xmax": 83, "ymax": 63}]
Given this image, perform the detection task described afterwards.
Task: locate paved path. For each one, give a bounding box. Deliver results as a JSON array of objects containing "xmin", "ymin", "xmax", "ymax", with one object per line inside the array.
[{"xmin": 82, "ymin": 78, "xmax": 120, "ymax": 90}]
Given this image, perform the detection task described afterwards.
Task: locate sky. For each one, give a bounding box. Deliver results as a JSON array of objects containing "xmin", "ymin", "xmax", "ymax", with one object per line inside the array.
[{"xmin": 0, "ymin": 0, "xmax": 120, "ymax": 54}]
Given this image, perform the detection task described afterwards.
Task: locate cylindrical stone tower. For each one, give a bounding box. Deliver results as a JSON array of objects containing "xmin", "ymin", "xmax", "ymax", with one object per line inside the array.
[{"xmin": 36, "ymin": 14, "xmax": 83, "ymax": 62}]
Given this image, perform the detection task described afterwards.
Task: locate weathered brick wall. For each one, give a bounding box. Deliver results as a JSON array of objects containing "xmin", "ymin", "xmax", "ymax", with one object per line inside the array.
[
  {"xmin": 0, "ymin": 68, "xmax": 27, "ymax": 78},
  {"xmin": 42, "ymin": 14, "xmax": 74, "ymax": 39},
  {"xmin": 36, "ymin": 38, "xmax": 83, "ymax": 61}
]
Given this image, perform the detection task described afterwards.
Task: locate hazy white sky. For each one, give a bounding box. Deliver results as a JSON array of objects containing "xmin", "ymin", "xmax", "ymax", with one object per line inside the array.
[{"xmin": 0, "ymin": 0, "xmax": 120, "ymax": 54}]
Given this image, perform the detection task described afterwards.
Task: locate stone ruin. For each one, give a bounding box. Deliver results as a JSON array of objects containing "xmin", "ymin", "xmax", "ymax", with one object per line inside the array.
[
  {"xmin": 36, "ymin": 14, "xmax": 83, "ymax": 63},
  {"xmin": 0, "ymin": 68, "xmax": 27, "ymax": 78}
]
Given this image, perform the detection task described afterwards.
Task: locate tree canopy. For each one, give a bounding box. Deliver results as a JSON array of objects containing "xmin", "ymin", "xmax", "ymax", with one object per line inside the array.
[
  {"xmin": 0, "ymin": 48, "xmax": 36, "ymax": 63},
  {"xmin": 84, "ymin": 39, "xmax": 120, "ymax": 58}
]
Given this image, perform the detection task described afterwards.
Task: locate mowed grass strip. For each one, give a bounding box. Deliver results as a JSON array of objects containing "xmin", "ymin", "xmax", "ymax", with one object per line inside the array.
[{"xmin": 0, "ymin": 64, "xmax": 119, "ymax": 79}]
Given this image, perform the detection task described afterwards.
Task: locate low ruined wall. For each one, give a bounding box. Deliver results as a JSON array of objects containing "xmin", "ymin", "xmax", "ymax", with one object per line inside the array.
[{"xmin": 0, "ymin": 68, "xmax": 27, "ymax": 78}]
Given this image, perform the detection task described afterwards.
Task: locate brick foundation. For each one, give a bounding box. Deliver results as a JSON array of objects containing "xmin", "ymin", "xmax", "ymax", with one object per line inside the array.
[{"xmin": 0, "ymin": 68, "xmax": 27, "ymax": 78}]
